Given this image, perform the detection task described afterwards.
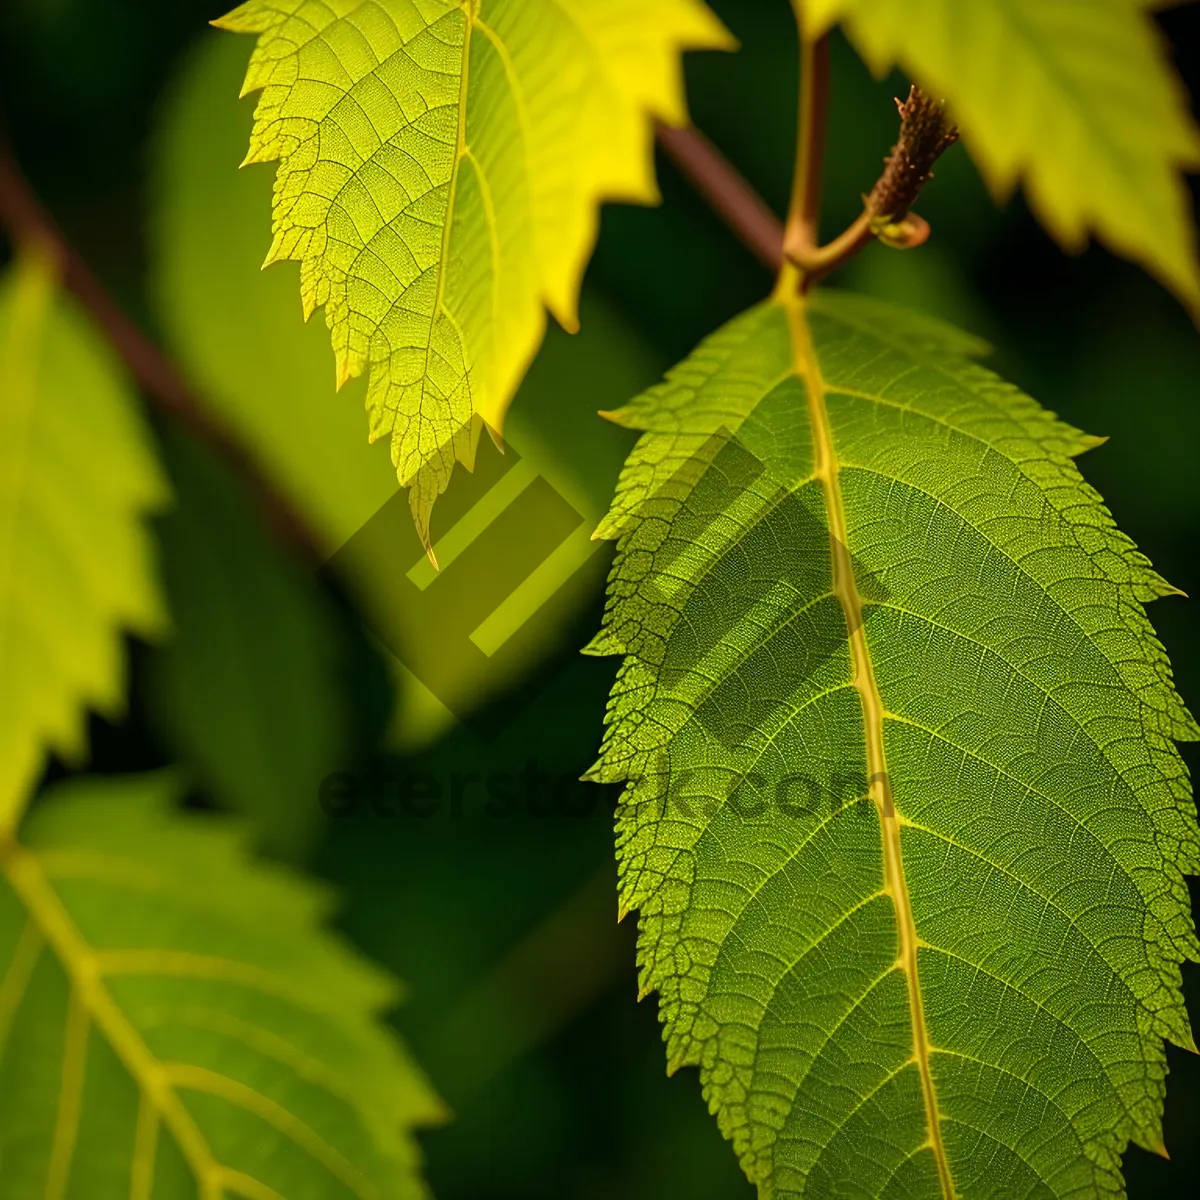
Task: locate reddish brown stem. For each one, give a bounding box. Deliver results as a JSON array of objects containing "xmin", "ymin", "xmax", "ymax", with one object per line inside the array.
[{"xmin": 655, "ymin": 122, "xmax": 784, "ymax": 272}]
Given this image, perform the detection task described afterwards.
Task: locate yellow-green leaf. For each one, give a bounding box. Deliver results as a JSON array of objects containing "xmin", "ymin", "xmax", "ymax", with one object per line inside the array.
[
  {"xmin": 150, "ymin": 30, "xmax": 664, "ymax": 751},
  {"xmin": 215, "ymin": 0, "xmax": 732, "ymax": 543},
  {"xmin": 0, "ymin": 252, "xmax": 167, "ymax": 833},
  {"xmin": 0, "ymin": 773, "xmax": 443, "ymax": 1198},
  {"xmin": 803, "ymin": 0, "xmax": 1200, "ymax": 312}
]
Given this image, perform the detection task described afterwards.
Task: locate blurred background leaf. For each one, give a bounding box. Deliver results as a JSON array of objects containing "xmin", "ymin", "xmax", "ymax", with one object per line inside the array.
[
  {"xmin": 0, "ymin": 773, "xmax": 442, "ymax": 1197},
  {"xmin": 144, "ymin": 427, "xmax": 351, "ymax": 861},
  {"xmin": 0, "ymin": 252, "xmax": 167, "ymax": 829}
]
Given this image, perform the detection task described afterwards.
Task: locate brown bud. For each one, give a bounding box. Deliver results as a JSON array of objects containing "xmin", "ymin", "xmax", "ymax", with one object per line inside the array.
[{"xmin": 867, "ymin": 86, "xmax": 959, "ymax": 227}]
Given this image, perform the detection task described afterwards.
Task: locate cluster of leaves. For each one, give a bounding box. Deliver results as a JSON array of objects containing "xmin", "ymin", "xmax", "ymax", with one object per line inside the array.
[
  {"xmin": 0, "ymin": 1, "xmax": 721, "ymax": 1194},
  {"xmin": 3, "ymin": 0, "xmax": 1199, "ymax": 1197},
  {"xmin": 0, "ymin": 250, "xmax": 442, "ymax": 1196}
]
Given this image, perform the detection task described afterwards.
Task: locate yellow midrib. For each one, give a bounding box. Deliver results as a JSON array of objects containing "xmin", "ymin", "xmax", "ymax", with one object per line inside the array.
[
  {"xmin": 782, "ymin": 282, "xmax": 955, "ymax": 1198},
  {"xmin": 0, "ymin": 843, "xmax": 222, "ymax": 1199}
]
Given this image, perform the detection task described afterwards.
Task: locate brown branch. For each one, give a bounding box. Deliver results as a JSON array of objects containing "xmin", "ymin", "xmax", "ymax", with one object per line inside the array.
[
  {"xmin": 655, "ymin": 122, "xmax": 784, "ymax": 273},
  {"xmin": 0, "ymin": 137, "xmax": 324, "ymax": 565},
  {"xmin": 656, "ymin": 73, "xmax": 958, "ymax": 293}
]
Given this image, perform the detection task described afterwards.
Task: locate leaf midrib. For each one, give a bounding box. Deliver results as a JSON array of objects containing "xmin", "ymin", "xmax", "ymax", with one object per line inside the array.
[
  {"xmin": 0, "ymin": 842, "xmax": 376, "ymax": 1200},
  {"xmin": 783, "ymin": 279, "xmax": 955, "ymax": 1198},
  {"xmin": 0, "ymin": 841, "xmax": 221, "ymax": 1197}
]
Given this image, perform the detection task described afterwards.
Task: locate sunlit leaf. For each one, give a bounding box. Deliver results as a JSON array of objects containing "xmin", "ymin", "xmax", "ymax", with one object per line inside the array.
[
  {"xmin": 215, "ymin": 0, "xmax": 731, "ymax": 542},
  {"xmin": 804, "ymin": 0, "xmax": 1200, "ymax": 312},
  {"xmin": 588, "ymin": 285, "xmax": 1199, "ymax": 1197},
  {"xmin": 150, "ymin": 31, "xmax": 663, "ymax": 749}
]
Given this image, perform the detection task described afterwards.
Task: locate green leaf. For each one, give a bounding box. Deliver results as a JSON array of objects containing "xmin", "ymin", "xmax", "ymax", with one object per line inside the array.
[
  {"xmin": 0, "ymin": 774, "xmax": 443, "ymax": 1198},
  {"xmin": 214, "ymin": 0, "xmax": 731, "ymax": 543},
  {"xmin": 803, "ymin": 0, "xmax": 1200, "ymax": 313},
  {"xmin": 147, "ymin": 429, "xmax": 351, "ymax": 861},
  {"xmin": 150, "ymin": 32, "xmax": 398, "ymax": 561},
  {"xmin": 588, "ymin": 286, "xmax": 1200, "ymax": 1197},
  {"xmin": 0, "ymin": 252, "xmax": 167, "ymax": 834},
  {"xmin": 150, "ymin": 30, "xmax": 664, "ymax": 750}
]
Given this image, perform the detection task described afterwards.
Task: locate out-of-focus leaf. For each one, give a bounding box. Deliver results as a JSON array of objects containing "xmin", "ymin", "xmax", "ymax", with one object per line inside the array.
[
  {"xmin": 150, "ymin": 34, "xmax": 395, "ymax": 558},
  {"xmin": 148, "ymin": 429, "xmax": 350, "ymax": 860},
  {"xmin": 804, "ymin": 0, "xmax": 1200, "ymax": 312},
  {"xmin": 0, "ymin": 251, "xmax": 167, "ymax": 831},
  {"xmin": 0, "ymin": 773, "xmax": 443, "ymax": 1197}
]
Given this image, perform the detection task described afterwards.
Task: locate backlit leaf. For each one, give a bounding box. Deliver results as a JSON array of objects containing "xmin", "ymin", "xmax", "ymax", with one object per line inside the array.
[
  {"xmin": 149, "ymin": 30, "xmax": 663, "ymax": 750},
  {"xmin": 803, "ymin": 0, "xmax": 1200, "ymax": 312},
  {"xmin": 0, "ymin": 252, "xmax": 167, "ymax": 833},
  {"xmin": 588, "ymin": 284, "xmax": 1199, "ymax": 1197},
  {"xmin": 215, "ymin": 0, "xmax": 731, "ymax": 543}
]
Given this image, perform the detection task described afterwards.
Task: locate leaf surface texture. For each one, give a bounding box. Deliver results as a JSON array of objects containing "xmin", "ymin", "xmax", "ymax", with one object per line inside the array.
[
  {"xmin": 215, "ymin": 0, "xmax": 730, "ymax": 540},
  {"xmin": 803, "ymin": 0, "xmax": 1200, "ymax": 310},
  {"xmin": 589, "ymin": 288, "xmax": 1200, "ymax": 1198},
  {"xmin": 0, "ymin": 775, "xmax": 442, "ymax": 1198}
]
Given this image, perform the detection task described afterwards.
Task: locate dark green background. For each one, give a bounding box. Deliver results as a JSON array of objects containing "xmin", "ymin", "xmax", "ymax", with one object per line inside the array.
[{"xmin": 2, "ymin": 1, "xmax": 1198, "ymax": 1196}]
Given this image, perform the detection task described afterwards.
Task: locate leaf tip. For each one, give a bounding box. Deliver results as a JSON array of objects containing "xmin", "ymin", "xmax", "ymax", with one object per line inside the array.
[
  {"xmin": 549, "ymin": 294, "xmax": 582, "ymax": 336},
  {"xmin": 591, "ymin": 510, "xmax": 628, "ymax": 542},
  {"xmin": 485, "ymin": 423, "xmax": 506, "ymax": 455},
  {"xmin": 335, "ymin": 360, "xmax": 356, "ymax": 392}
]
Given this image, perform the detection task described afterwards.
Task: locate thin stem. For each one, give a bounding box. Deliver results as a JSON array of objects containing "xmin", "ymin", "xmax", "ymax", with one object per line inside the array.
[
  {"xmin": 655, "ymin": 122, "xmax": 784, "ymax": 273},
  {"xmin": 791, "ymin": 211, "xmax": 874, "ymax": 284},
  {"xmin": 781, "ymin": 76, "xmax": 958, "ymax": 288},
  {"xmin": 0, "ymin": 135, "xmax": 324, "ymax": 565},
  {"xmin": 782, "ymin": 29, "xmax": 830, "ymax": 285}
]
